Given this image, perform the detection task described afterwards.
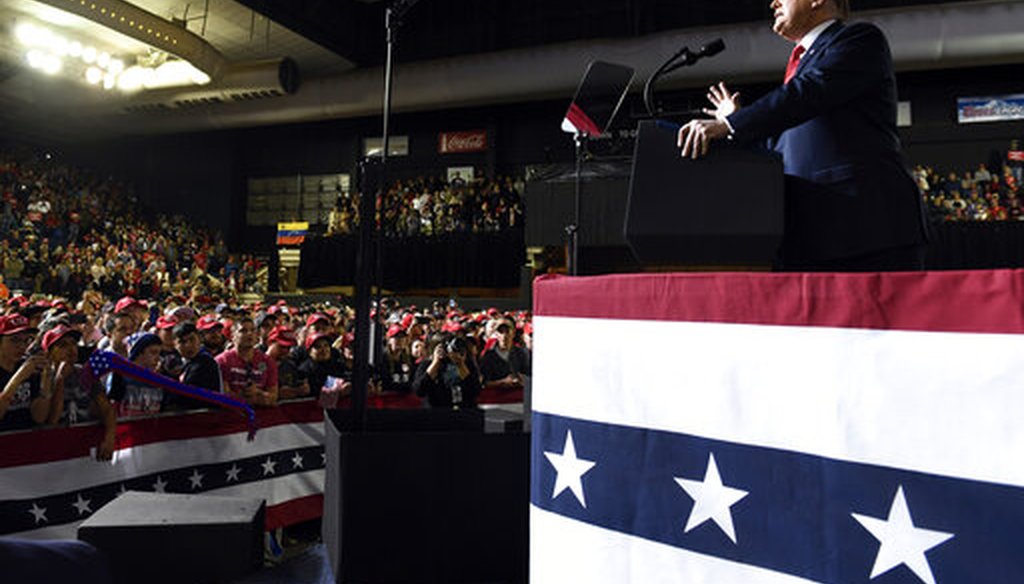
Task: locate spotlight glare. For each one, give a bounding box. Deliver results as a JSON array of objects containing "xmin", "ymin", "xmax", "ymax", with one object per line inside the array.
[
  {"xmin": 82, "ymin": 46, "xmax": 97, "ymax": 64},
  {"xmin": 26, "ymin": 49, "xmax": 44, "ymax": 69},
  {"xmin": 85, "ymin": 66, "xmax": 103, "ymax": 85},
  {"xmin": 109, "ymin": 58, "xmax": 124, "ymax": 74},
  {"xmin": 41, "ymin": 55, "xmax": 62, "ymax": 75},
  {"xmin": 103, "ymin": 72, "xmax": 116, "ymax": 90},
  {"xmin": 15, "ymin": 23, "xmax": 41, "ymax": 46},
  {"xmin": 68, "ymin": 41, "xmax": 83, "ymax": 57},
  {"xmin": 53, "ymin": 37, "xmax": 70, "ymax": 56},
  {"xmin": 97, "ymin": 52, "xmax": 110, "ymax": 68}
]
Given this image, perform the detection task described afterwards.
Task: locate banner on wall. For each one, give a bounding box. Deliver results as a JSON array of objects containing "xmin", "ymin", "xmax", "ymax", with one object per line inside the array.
[
  {"xmin": 957, "ymin": 94, "xmax": 1024, "ymax": 124},
  {"xmin": 439, "ymin": 130, "xmax": 488, "ymax": 154}
]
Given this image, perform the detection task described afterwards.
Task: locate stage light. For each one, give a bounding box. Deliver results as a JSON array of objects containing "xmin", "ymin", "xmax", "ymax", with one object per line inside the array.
[
  {"xmin": 68, "ymin": 41, "xmax": 83, "ymax": 58},
  {"xmin": 117, "ymin": 65, "xmax": 147, "ymax": 91},
  {"xmin": 41, "ymin": 54, "xmax": 62, "ymax": 75},
  {"xmin": 103, "ymin": 72, "xmax": 116, "ymax": 90},
  {"xmin": 82, "ymin": 46, "xmax": 97, "ymax": 64},
  {"xmin": 109, "ymin": 58, "xmax": 124, "ymax": 74},
  {"xmin": 26, "ymin": 49, "xmax": 44, "ymax": 69},
  {"xmin": 98, "ymin": 52, "xmax": 110, "ymax": 68},
  {"xmin": 85, "ymin": 66, "xmax": 103, "ymax": 84},
  {"xmin": 53, "ymin": 37, "xmax": 70, "ymax": 56},
  {"xmin": 15, "ymin": 23, "xmax": 42, "ymax": 46}
]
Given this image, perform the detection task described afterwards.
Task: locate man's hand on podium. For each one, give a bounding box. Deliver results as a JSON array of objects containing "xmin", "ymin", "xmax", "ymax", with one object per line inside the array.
[
  {"xmin": 678, "ymin": 81, "xmax": 738, "ymax": 159},
  {"xmin": 678, "ymin": 118, "xmax": 729, "ymax": 159}
]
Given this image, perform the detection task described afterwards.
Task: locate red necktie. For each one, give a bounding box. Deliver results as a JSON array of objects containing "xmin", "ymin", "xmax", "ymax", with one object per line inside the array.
[{"xmin": 784, "ymin": 45, "xmax": 805, "ymax": 84}]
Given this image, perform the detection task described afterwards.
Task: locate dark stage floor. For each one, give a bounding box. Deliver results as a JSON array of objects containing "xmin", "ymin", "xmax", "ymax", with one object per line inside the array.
[{"xmin": 233, "ymin": 544, "xmax": 334, "ymax": 584}]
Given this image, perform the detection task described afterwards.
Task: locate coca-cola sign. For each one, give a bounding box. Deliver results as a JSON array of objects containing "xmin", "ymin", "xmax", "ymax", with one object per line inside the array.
[
  {"xmin": 438, "ymin": 130, "xmax": 488, "ymax": 154},
  {"xmin": 1009, "ymin": 151, "xmax": 1024, "ymax": 162}
]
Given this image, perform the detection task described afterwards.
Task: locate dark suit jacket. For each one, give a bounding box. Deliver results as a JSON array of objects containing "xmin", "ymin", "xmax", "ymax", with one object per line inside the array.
[{"xmin": 727, "ymin": 21, "xmax": 928, "ymax": 264}]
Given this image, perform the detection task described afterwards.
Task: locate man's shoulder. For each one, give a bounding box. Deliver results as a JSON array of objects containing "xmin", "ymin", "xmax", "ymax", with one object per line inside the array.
[
  {"xmin": 214, "ymin": 349, "xmax": 237, "ymax": 365},
  {"xmin": 827, "ymin": 20, "xmax": 886, "ymax": 46}
]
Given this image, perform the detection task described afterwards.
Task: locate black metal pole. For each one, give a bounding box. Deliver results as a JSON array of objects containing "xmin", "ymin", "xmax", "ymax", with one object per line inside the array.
[
  {"xmin": 351, "ymin": 159, "xmax": 376, "ymax": 433},
  {"xmin": 567, "ymin": 133, "xmax": 584, "ymax": 276}
]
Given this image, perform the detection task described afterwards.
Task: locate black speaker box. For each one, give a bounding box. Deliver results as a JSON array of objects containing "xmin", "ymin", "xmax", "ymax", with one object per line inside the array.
[
  {"xmin": 77, "ymin": 491, "xmax": 264, "ymax": 584},
  {"xmin": 323, "ymin": 408, "xmax": 529, "ymax": 584}
]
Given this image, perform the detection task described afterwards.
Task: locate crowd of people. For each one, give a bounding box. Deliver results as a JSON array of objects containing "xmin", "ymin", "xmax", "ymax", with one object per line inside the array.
[
  {"xmin": 917, "ymin": 162, "xmax": 1024, "ymax": 222},
  {"xmin": 326, "ymin": 174, "xmax": 525, "ymax": 238},
  {"xmin": 0, "ymin": 148, "xmax": 265, "ymax": 299},
  {"xmin": 0, "ymin": 293, "xmax": 533, "ymax": 458}
]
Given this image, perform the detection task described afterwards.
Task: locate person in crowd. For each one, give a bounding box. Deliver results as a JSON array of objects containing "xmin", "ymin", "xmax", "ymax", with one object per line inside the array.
[
  {"xmin": 413, "ymin": 334, "xmax": 481, "ymax": 409},
  {"xmin": 480, "ymin": 318, "xmax": 531, "ymax": 389},
  {"xmin": 254, "ymin": 311, "xmax": 276, "ymax": 352},
  {"xmin": 44, "ymin": 324, "xmax": 117, "ymax": 459},
  {"xmin": 173, "ymin": 321, "xmax": 222, "ymax": 405},
  {"xmin": 410, "ymin": 337, "xmax": 427, "ymax": 365},
  {"xmin": 0, "ymin": 314, "xmax": 51, "ymax": 431},
  {"xmin": 114, "ymin": 296, "xmax": 148, "ymax": 332},
  {"xmin": 266, "ymin": 326, "xmax": 309, "ymax": 400},
  {"xmin": 380, "ymin": 325, "xmax": 414, "ymax": 393},
  {"xmin": 106, "ymin": 332, "xmax": 165, "ymax": 418},
  {"xmin": 215, "ymin": 317, "xmax": 278, "ymax": 407},
  {"xmin": 98, "ymin": 311, "xmax": 134, "ymax": 357},
  {"xmin": 155, "ymin": 315, "xmax": 183, "ymax": 378},
  {"xmin": 197, "ymin": 314, "xmax": 228, "ymax": 356},
  {"xmin": 298, "ymin": 331, "xmax": 347, "ymax": 398}
]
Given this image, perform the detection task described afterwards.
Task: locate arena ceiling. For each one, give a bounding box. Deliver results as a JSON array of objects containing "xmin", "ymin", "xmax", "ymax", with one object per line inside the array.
[{"xmin": 0, "ymin": 0, "xmax": 996, "ymax": 143}]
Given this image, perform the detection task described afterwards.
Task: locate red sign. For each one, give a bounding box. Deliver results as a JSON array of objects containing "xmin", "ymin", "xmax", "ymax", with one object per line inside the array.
[
  {"xmin": 439, "ymin": 130, "xmax": 488, "ymax": 154},
  {"xmin": 1008, "ymin": 151, "xmax": 1024, "ymax": 161}
]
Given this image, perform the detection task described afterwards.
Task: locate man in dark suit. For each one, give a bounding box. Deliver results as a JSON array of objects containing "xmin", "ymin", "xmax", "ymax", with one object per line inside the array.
[{"xmin": 678, "ymin": 0, "xmax": 928, "ymax": 271}]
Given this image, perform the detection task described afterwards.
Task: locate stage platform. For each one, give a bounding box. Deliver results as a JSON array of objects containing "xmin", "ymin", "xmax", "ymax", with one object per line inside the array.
[{"xmin": 231, "ymin": 542, "xmax": 520, "ymax": 584}]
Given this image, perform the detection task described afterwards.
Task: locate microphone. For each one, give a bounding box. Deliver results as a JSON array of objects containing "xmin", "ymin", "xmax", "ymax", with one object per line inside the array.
[
  {"xmin": 697, "ymin": 39, "xmax": 725, "ymax": 59},
  {"xmin": 644, "ymin": 38, "xmax": 726, "ymax": 116}
]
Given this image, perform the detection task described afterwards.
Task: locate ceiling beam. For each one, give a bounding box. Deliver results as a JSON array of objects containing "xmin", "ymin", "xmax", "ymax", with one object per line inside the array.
[{"xmin": 234, "ymin": 0, "xmax": 376, "ymax": 66}]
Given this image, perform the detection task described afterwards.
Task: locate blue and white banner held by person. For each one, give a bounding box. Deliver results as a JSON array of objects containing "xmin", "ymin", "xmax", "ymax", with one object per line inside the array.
[{"xmin": 531, "ymin": 271, "xmax": 1024, "ymax": 584}]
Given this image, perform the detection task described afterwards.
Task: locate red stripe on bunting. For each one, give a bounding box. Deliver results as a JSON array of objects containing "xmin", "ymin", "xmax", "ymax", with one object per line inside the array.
[
  {"xmin": 265, "ymin": 494, "xmax": 324, "ymax": 531},
  {"xmin": 0, "ymin": 400, "xmax": 324, "ymax": 468},
  {"xmin": 533, "ymin": 270, "xmax": 1024, "ymax": 334}
]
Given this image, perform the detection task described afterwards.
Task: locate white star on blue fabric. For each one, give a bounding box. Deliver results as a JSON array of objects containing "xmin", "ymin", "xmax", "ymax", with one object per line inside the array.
[
  {"xmin": 226, "ymin": 464, "xmax": 242, "ymax": 482},
  {"xmin": 543, "ymin": 430, "xmax": 596, "ymax": 508},
  {"xmin": 152, "ymin": 476, "xmax": 167, "ymax": 493},
  {"xmin": 291, "ymin": 452, "xmax": 304, "ymax": 469},
  {"xmin": 674, "ymin": 453, "xmax": 749, "ymax": 543},
  {"xmin": 72, "ymin": 494, "xmax": 93, "ymax": 516},
  {"xmin": 262, "ymin": 457, "xmax": 277, "ymax": 476},
  {"xmin": 28, "ymin": 502, "xmax": 48, "ymax": 524},
  {"xmin": 188, "ymin": 469, "xmax": 205, "ymax": 490},
  {"xmin": 852, "ymin": 485, "xmax": 955, "ymax": 584}
]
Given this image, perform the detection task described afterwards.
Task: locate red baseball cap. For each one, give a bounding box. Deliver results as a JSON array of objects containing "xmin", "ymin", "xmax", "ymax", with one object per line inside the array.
[
  {"xmin": 386, "ymin": 324, "xmax": 406, "ymax": 338},
  {"xmin": 0, "ymin": 314, "xmax": 38, "ymax": 336},
  {"xmin": 305, "ymin": 331, "xmax": 336, "ymax": 350},
  {"xmin": 196, "ymin": 315, "xmax": 221, "ymax": 331},
  {"xmin": 267, "ymin": 326, "xmax": 297, "ymax": 347},
  {"xmin": 400, "ymin": 313, "xmax": 415, "ymax": 329},
  {"xmin": 155, "ymin": 316, "xmax": 178, "ymax": 330},
  {"xmin": 306, "ymin": 313, "xmax": 331, "ymax": 328},
  {"xmin": 42, "ymin": 325, "xmax": 81, "ymax": 352},
  {"xmin": 114, "ymin": 296, "xmax": 145, "ymax": 314}
]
